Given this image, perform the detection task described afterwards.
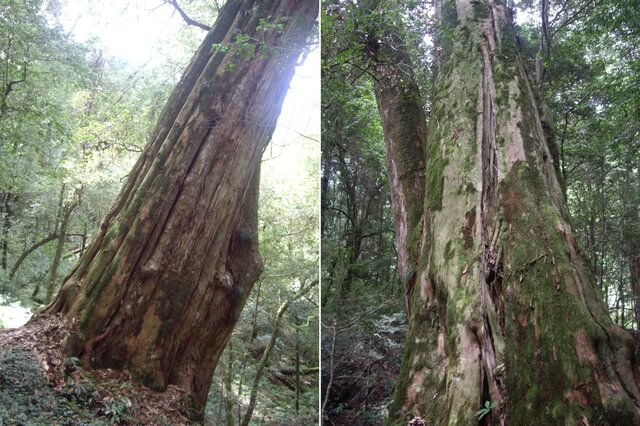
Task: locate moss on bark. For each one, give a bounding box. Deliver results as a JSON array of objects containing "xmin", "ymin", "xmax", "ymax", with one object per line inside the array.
[{"xmin": 386, "ymin": 0, "xmax": 640, "ymax": 424}]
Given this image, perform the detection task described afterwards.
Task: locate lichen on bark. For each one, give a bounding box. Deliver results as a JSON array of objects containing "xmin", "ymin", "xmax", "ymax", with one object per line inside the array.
[{"xmin": 386, "ymin": 0, "xmax": 640, "ymax": 424}]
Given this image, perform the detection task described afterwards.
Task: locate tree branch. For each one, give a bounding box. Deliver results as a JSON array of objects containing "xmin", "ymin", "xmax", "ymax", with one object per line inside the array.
[
  {"xmin": 165, "ymin": 0, "xmax": 211, "ymax": 31},
  {"xmin": 9, "ymin": 234, "xmax": 59, "ymax": 280}
]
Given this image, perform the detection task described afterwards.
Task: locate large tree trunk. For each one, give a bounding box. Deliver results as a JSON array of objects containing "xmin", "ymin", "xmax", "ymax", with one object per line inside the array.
[
  {"xmin": 40, "ymin": 0, "xmax": 317, "ymax": 419},
  {"xmin": 386, "ymin": 0, "xmax": 640, "ymax": 424}
]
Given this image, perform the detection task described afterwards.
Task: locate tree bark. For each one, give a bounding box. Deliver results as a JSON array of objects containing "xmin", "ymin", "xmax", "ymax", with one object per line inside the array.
[
  {"xmin": 40, "ymin": 0, "xmax": 317, "ymax": 419},
  {"xmin": 295, "ymin": 323, "xmax": 301, "ymax": 415},
  {"xmin": 358, "ymin": 0, "xmax": 428, "ymax": 315},
  {"xmin": 225, "ymin": 341, "xmax": 235, "ymax": 426},
  {"xmin": 629, "ymin": 239, "xmax": 640, "ymax": 329},
  {"xmin": 386, "ymin": 0, "xmax": 640, "ymax": 424},
  {"xmin": 321, "ymin": 320, "xmax": 337, "ymax": 419}
]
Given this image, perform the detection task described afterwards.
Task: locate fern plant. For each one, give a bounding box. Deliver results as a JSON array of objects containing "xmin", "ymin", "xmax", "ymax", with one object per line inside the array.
[{"xmin": 475, "ymin": 400, "xmax": 496, "ymax": 420}]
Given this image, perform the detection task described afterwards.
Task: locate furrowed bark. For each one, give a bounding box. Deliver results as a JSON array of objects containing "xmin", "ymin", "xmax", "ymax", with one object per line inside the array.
[
  {"xmin": 387, "ymin": 0, "xmax": 640, "ymax": 424},
  {"xmin": 41, "ymin": 0, "xmax": 318, "ymax": 419}
]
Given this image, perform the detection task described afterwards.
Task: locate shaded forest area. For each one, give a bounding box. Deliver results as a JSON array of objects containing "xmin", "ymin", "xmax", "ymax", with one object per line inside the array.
[
  {"xmin": 0, "ymin": 0, "xmax": 319, "ymax": 424},
  {"xmin": 321, "ymin": 0, "xmax": 639, "ymax": 424}
]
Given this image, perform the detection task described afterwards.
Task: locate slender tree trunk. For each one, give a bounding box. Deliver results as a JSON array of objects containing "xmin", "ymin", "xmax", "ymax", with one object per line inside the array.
[
  {"xmin": 358, "ymin": 0, "xmax": 428, "ymax": 316},
  {"xmin": 217, "ymin": 380, "xmax": 225, "ymax": 424},
  {"xmin": 295, "ymin": 327, "xmax": 300, "ymax": 415},
  {"xmin": 8, "ymin": 233, "xmax": 58, "ymax": 281},
  {"xmin": 386, "ymin": 0, "xmax": 640, "ymax": 424},
  {"xmin": 80, "ymin": 221, "xmax": 87, "ymax": 257},
  {"xmin": 45, "ymin": 190, "xmax": 80, "ymax": 304},
  {"xmin": 321, "ymin": 320, "xmax": 337, "ymax": 419},
  {"xmin": 40, "ymin": 0, "xmax": 317, "ymax": 419},
  {"xmin": 225, "ymin": 342, "xmax": 235, "ymax": 426},
  {"xmin": 1, "ymin": 192, "xmax": 13, "ymax": 271},
  {"xmin": 630, "ymin": 239, "xmax": 640, "ymax": 328}
]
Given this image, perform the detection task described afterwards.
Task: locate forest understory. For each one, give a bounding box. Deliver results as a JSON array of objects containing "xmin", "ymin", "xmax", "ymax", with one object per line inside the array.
[
  {"xmin": 0, "ymin": 315, "xmax": 190, "ymax": 425},
  {"xmin": 0, "ymin": 313, "xmax": 319, "ymax": 425}
]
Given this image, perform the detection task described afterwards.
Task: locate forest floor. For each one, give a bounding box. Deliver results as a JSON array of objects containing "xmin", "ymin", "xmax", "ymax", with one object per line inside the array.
[{"xmin": 0, "ymin": 315, "xmax": 192, "ymax": 425}]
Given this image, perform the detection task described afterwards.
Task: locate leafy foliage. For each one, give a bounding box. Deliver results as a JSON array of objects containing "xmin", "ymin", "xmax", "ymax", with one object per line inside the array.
[
  {"xmin": 514, "ymin": 0, "xmax": 640, "ymax": 327},
  {"xmin": 0, "ymin": 0, "xmax": 180, "ymax": 305},
  {"xmin": 474, "ymin": 400, "xmax": 496, "ymax": 420}
]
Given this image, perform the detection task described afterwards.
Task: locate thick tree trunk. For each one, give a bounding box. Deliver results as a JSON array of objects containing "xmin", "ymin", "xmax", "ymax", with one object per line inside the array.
[
  {"xmin": 387, "ymin": 0, "xmax": 640, "ymax": 424},
  {"xmin": 40, "ymin": 0, "xmax": 317, "ymax": 419}
]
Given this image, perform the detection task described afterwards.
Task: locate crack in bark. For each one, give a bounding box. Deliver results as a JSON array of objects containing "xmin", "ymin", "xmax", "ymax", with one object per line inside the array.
[
  {"xmin": 84, "ymin": 110, "xmax": 221, "ymax": 365},
  {"xmin": 476, "ymin": 12, "xmax": 507, "ymax": 424}
]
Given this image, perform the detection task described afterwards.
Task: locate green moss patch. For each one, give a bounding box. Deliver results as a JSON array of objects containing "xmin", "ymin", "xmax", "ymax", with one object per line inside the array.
[
  {"xmin": 472, "ymin": 0, "xmax": 490, "ymax": 20},
  {"xmin": 426, "ymin": 138, "xmax": 448, "ymax": 211}
]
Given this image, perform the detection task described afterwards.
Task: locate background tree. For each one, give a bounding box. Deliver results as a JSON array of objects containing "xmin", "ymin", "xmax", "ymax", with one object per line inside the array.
[{"xmin": 321, "ymin": 3, "xmax": 411, "ymax": 420}]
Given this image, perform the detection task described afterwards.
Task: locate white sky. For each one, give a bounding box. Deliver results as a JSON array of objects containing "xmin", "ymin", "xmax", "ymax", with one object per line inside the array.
[
  {"xmin": 60, "ymin": 0, "xmax": 320, "ymax": 183},
  {"xmin": 0, "ymin": 295, "xmax": 32, "ymax": 328}
]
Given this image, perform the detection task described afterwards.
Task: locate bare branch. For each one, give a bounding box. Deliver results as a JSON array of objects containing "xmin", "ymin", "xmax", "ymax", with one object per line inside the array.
[
  {"xmin": 9, "ymin": 234, "xmax": 58, "ymax": 280},
  {"xmin": 275, "ymin": 124, "xmax": 319, "ymax": 142},
  {"xmin": 165, "ymin": 0, "xmax": 211, "ymax": 31}
]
